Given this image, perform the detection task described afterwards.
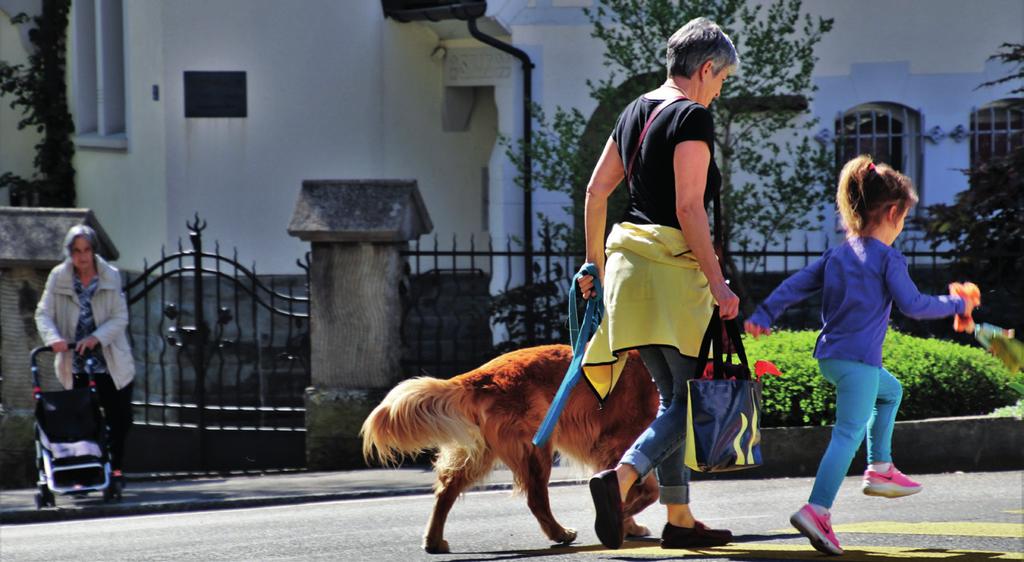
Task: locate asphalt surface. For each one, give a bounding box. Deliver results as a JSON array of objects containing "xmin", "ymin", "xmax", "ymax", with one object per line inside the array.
[
  {"xmin": 0, "ymin": 465, "xmax": 499, "ymax": 524},
  {"xmin": 1, "ymin": 470, "xmax": 1022, "ymax": 561}
]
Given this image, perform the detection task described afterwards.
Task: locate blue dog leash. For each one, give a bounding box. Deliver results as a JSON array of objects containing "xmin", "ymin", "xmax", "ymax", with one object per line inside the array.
[{"xmin": 532, "ymin": 263, "xmax": 604, "ymax": 447}]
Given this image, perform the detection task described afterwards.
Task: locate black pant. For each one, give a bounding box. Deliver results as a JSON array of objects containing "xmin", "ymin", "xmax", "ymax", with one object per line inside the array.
[{"xmin": 72, "ymin": 372, "xmax": 133, "ymax": 471}]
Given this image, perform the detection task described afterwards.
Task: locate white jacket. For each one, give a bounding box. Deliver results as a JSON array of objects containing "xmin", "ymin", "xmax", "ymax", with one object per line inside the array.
[{"xmin": 34, "ymin": 256, "xmax": 136, "ymax": 390}]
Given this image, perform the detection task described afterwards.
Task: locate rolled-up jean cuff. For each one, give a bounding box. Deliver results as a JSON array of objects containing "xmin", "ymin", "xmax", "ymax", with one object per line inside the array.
[
  {"xmin": 620, "ymin": 449, "xmax": 654, "ymax": 480},
  {"xmin": 659, "ymin": 484, "xmax": 689, "ymax": 505}
]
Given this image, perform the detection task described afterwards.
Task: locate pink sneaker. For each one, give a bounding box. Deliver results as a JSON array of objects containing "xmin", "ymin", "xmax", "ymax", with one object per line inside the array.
[
  {"xmin": 790, "ymin": 505, "xmax": 843, "ymax": 556},
  {"xmin": 862, "ymin": 466, "xmax": 922, "ymax": 498}
]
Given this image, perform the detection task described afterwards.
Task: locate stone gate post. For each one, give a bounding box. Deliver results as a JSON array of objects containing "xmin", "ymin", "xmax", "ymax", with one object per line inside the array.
[{"xmin": 288, "ymin": 180, "xmax": 431, "ymax": 469}]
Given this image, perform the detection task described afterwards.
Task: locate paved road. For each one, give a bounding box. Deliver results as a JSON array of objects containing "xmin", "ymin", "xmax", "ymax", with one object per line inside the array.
[{"xmin": 3, "ymin": 471, "xmax": 1021, "ymax": 561}]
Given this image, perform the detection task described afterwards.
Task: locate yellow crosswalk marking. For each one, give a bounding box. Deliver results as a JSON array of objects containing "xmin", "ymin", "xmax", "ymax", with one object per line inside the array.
[
  {"xmin": 773, "ymin": 521, "xmax": 1023, "ymax": 538},
  {"xmin": 586, "ymin": 543, "xmax": 1024, "ymax": 560},
  {"xmin": 831, "ymin": 521, "xmax": 1023, "ymax": 538}
]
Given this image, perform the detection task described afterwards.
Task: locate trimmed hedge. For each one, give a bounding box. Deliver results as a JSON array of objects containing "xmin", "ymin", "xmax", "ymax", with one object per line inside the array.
[{"xmin": 743, "ymin": 330, "xmax": 1022, "ymax": 427}]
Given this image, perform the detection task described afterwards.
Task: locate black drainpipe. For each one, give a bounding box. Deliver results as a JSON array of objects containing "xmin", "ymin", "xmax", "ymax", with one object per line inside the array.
[{"xmin": 467, "ymin": 17, "xmax": 536, "ymax": 344}]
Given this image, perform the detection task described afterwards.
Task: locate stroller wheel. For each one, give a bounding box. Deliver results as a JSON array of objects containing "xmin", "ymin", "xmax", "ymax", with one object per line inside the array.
[
  {"xmin": 36, "ymin": 486, "xmax": 54, "ymax": 509},
  {"xmin": 103, "ymin": 480, "xmax": 123, "ymax": 502}
]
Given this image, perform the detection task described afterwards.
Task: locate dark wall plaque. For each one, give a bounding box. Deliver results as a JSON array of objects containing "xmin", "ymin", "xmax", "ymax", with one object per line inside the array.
[{"xmin": 184, "ymin": 71, "xmax": 247, "ymax": 118}]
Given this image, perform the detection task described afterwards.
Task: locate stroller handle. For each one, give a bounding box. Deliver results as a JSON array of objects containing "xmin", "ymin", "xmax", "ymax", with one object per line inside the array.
[
  {"xmin": 30, "ymin": 345, "xmax": 53, "ymax": 392},
  {"xmin": 30, "ymin": 344, "xmax": 59, "ymax": 370},
  {"xmin": 31, "ymin": 342, "xmax": 97, "ymax": 395}
]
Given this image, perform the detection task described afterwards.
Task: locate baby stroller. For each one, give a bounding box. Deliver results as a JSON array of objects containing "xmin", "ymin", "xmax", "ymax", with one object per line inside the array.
[{"xmin": 31, "ymin": 344, "xmax": 122, "ymax": 508}]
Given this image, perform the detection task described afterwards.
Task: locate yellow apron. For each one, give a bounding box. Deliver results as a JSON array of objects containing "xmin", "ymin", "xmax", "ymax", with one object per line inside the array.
[{"xmin": 581, "ymin": 222, "xmax": 715, "ymax": 401}]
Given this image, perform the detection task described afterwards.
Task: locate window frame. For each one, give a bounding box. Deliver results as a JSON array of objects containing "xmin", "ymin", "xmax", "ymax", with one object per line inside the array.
[
  {"xmin": 71, "ymin": 0, "xmax": 127, "ymax": 150},
  {"xmin": 834, "ymin": 102, "xmax": 924, "ymax": 228},
  {"xmin": 969, "ymin": 99, "xmax": 1024, "ymax": 169}
]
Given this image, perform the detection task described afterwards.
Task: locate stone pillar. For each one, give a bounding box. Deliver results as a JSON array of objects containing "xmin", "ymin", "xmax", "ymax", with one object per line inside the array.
[
  {"xmin": 288, "ymin": 180, "xmax": 432, "ymax": 470},
  {"xmin": 0, "ymin": 208, "xmax": 118, "ymax": 488}
]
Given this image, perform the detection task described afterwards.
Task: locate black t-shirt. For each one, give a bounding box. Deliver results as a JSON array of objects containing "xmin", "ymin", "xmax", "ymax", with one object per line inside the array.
[{"xmin": 612, "ymin": 96, "xmax": 720, "ymax": 230}]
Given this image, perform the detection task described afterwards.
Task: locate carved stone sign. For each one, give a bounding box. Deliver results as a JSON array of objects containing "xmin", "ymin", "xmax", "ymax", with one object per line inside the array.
[{"xmin": 444, "ymin": 48, "xmax": 514, "ymax": 87}]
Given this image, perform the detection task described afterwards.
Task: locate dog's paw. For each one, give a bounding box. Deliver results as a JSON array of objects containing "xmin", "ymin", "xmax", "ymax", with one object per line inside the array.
[
  {"xmin": 624, "ymin": 520, "xmax": 652, "ymax": 538},
  {"xmin": 422, "ymin": 539, "xmax": 450, "ymax": 554},
  {"xmin": 554, "ymin": 527, "xmax": 577, "ymax": 545}
]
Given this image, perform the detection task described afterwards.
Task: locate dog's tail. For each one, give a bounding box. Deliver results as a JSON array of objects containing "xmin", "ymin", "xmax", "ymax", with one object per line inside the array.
[{"xmin": 360, "ymin": 377, "xmax": 483, "ymax": 466}]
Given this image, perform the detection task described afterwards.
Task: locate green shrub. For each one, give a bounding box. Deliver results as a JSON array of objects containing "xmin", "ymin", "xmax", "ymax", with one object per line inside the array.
[
  {"xmin": 991, "ymin": 398, "xmax": 1024, "ymax": 419},
  {"xmin": 742, "ymin": 330, "xmax": 1021, "ymax": 427}
]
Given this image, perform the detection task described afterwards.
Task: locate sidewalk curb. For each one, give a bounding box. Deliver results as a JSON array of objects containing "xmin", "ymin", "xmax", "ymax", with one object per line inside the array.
[{"xmin": 0, "ymin": 478, "xmax": 587, "ymax": 525}]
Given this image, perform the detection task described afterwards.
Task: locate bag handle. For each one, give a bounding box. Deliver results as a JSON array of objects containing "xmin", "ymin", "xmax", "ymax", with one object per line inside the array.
[
  {"xmin": 694, "ymin": 306, "xmax": 723, "ymax": 379},
  {"xmin": 723, "ymin": 317, "xmax": 750, "ymax": 375},
  {"xmin": 693, "ymin": 307, "xmax": 751, "ymax": 380},
  {"xmin": 625, "ymin": 96, "xmax": 687, "ymax": 182}
]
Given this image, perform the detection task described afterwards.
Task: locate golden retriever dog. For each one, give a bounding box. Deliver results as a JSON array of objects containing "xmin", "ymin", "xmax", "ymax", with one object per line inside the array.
[{"xmin": 361, "ymin": 344, "xmax": 660, "ymax": 553}]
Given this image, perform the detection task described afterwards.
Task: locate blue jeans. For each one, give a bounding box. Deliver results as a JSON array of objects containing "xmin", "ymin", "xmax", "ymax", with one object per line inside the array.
[
  {"xmin": 809, "ymin": 358, "xmax": 903, "ymax": 508},
  {"xmin": 620, "ymin": 346, "xmax": 698, "ymax": 505}
]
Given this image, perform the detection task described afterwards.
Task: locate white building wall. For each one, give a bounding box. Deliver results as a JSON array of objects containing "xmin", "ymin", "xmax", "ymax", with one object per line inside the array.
[
  {"xmin": 72, "ymin": 0, "xmax": 167, "ymax": 267},
  {"xmin": 493, "ymin": 0, "xmax": 1023, "ymax": 255},
  {"xmin": 5, "ymin": 0, "xmax": 1022, "ymax": 271},
  {"xmin": 379, "ymin": 28, "xmax": 497, "ymax": 251},
  {"xmin": 158, "ymin": 0, "xmax": 394, "ymax": 272},
  {"xmin": 70, "ymin": 0, "xmax": 499, "ymax": 273},
  {"xmin": 807, "ymin": 0, "xmax": 1024, "ymax": 210},
  {"xmin": 0, "ymin": 8, "xmax": 40, "ymax": 206}
]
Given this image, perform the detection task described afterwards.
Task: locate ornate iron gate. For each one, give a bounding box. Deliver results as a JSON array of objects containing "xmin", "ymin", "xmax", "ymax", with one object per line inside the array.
[{"xmin": 122, "ymin": 215, "xmax": 310, "ymax": 471}]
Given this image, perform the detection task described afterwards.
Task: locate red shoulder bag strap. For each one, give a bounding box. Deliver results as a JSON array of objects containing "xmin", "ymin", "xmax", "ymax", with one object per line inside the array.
[{"xmin": 624, "ymin": 96, "xmax": 688, "ymax": 182}]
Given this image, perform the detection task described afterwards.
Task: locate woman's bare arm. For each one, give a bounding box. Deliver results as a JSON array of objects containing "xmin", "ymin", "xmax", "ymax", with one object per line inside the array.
[
  {"xmin": 673, "ymin": 140, "xmax": 739, "ymax": 319},
  {"xmin": 579, "ymin": 136, "xmax": 624, "ymax": 298}
]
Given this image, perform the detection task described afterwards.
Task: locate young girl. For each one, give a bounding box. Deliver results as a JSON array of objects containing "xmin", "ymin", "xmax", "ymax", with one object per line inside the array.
[{"xmin": 744, "ymin": 155, "xmax": 975, "ymax": 556}]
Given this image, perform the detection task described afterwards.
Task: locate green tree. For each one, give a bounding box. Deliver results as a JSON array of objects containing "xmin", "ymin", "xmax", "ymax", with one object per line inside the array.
[
  {"xmin": 0, "ymin": 0, "xmax": 75, "ymax": 207},
  {"xmin": 506, "ymin": 0, "xmax": 835, "ymax": 274},
  {"xmin": 920, "ymin": 144, "xmax": 1022, "ymax": 279},
  {"xmin": 918, "ymin": 42, "xmax": 1023, "ymax": 335},
  {"xmin": 978, "ymin": 42, "xmax": 1024, "ymax": 94}
]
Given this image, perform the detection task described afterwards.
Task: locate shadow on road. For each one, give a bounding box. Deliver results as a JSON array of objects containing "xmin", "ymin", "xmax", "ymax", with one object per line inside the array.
[{"xmin": 441, "ymin": 539, "xmax": 1018, "ymax": 561}]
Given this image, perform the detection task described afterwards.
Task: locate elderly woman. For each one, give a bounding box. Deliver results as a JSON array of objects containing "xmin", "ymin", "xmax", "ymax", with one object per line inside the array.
[
  {"xmin": 576, "ymin": 17, "xmax": 740, "ymax": 549},
  {"xmin": 35, "ymin": 225, "xmax": 135, "ymax": 483}
]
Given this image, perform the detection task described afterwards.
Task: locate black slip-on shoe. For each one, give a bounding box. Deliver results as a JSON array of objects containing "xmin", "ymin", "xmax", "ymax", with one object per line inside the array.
[
  {"xmin": 588, "ymin": 469, "xmax": 624, "ymax": 549},
  {"xmin": 660, "ymin": 521, "xmax": 733, "ymax": 549}
]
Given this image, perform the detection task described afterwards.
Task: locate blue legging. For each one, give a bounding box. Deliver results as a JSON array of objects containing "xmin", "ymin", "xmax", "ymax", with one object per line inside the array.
[{"xmin": 809, "ymin": 359, "xmax": 903, "ymax": 508}]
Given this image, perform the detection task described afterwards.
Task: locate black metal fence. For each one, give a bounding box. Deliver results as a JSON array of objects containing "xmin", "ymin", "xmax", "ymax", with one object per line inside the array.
[
  {"xmin": 400, "ymin": 235, "xmax": 579, "ymax": 380},
  {"xmin": 122, "ymin": 215, "xmax": 310, "ymax": 471},
  {"xmin": 400, "ymin": 234, "xmax": 1021, "ymax": 381}
]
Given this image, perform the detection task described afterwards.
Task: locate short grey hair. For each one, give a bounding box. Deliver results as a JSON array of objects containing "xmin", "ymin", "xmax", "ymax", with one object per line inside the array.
[
  {"xmin": 63, "ymin": 224, "xmax": 98, "ymax": 259},
  {"xmin": 666, "ymin": 17, "xmax": 739, "ymax": 78}
]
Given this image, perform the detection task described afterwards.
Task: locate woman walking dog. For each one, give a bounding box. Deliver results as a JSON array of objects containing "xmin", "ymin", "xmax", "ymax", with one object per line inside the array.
[{"xmin": 575, "ymin": 17, "xmax": 740, "ymax": 550}]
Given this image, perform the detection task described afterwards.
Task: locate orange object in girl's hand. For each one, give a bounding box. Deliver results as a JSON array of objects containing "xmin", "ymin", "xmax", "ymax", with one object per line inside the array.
[{"xmin": 949, "ymin": 282, "xmax": 981, "ymax": 333}]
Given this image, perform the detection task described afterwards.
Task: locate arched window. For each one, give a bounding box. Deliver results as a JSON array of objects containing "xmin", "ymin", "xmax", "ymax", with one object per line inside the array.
[
  {"xmin": 970, "ymin": 99, "xmax": 1024, "ymax": 168},
  {"xmin": 835, "ymin": 103, "xmax": 923, "ymax": 193}
]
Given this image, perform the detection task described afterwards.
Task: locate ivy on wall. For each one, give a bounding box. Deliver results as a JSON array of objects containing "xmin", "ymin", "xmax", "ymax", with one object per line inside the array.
[{"xmin": 0, "ymin": 0, "xmax": 75, "ymax": 207}]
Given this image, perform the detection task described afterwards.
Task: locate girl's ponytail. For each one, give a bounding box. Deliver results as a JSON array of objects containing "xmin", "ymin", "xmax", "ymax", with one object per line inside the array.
[
  {"xmin": 837, "ymin": 156, "xmax": 874, "ymax": 235},
  {"xmin": 836, "ymin": 155, "xmax": 918, "ymax": 237}
]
